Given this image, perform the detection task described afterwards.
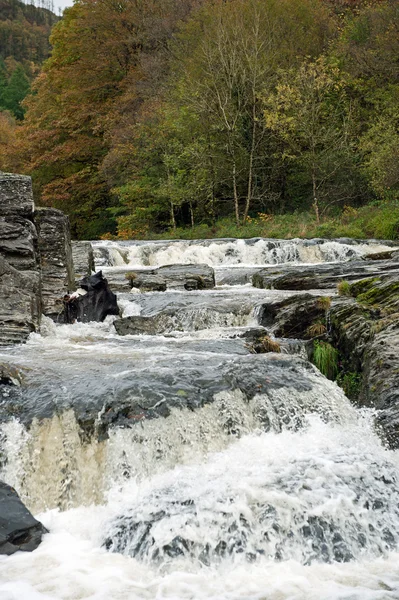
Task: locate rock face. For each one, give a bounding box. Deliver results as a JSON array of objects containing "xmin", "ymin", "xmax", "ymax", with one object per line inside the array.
[
  {"xmin": 0, "ymin": 174, "xmax": 37, "ymax": 272},
  {"xmin": 0, "ymin": 175, "xmax": 42, "ymax": 345},
  {"xmin": 64, "ymin": 271, "xmax": 119, "ymax": 323},
  {"xmin": 0, "ymin": 481, "xmax": 47, "ymax": 555},
  {"xmin": 0, "ymin": 173, "xmax": 77, "ymax": 340},
  {"xmin": 328, "ymin": 276, "xmax": 399, "ymax": 447},
  {"xmin": 0, "ymin": 256, "xmax": 41, "ymax": 346},
  {"xmin": 72, "ymin": 241, "xmax": 95, "ymax": 281},
  {"xmin": 35, "ymin": 207, "xmax": 75, "ymax": 319}
]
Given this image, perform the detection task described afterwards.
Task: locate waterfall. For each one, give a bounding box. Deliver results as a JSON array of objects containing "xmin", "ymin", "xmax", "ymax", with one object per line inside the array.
[
  {"xmin": 92, "ymin": 238, "xmax": 396, "ymax": 268},
  {"xmin": 1, "ymin": 237, "xmax": 399, "ymax": 600}
]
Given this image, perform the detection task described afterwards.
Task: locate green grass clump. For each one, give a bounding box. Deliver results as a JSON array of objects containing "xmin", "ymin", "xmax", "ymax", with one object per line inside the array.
[
  {"xmin": 337, "ymin": 280, "xmax": 351, "ymax": 296},
  {"xmin": 316, "ymin": 296, "xmax": 332, "ymax": 310},
  {"xmin": 312, "ymin": 341, "xmax": 339, "ymax": 380}
]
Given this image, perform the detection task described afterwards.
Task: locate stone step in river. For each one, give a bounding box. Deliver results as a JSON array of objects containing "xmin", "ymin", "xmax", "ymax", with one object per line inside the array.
[{"xmin": 1, "ymin": 236, "xmax": 399, "ymax": 600}]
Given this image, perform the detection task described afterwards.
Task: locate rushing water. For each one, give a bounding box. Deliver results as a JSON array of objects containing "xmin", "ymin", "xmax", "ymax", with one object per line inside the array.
[{"xmin": 1, "ymin": 238, "xmax": 399, "ymax": 600}]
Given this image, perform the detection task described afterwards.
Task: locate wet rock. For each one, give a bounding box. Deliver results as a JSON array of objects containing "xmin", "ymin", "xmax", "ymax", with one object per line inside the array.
[
  {"xmin": 64, "ymin": 271, "xmax": 119, "ymax": 323},
  {"xmin": 0, "ymin": 364, "xmax": 22, "ymax": 386},
  {"xmin": 327, "ymin": 276, "xmax": 399, "ymax": 447},
  {"xmin": 364, "ymin": 250, "xmax": 397, "ymax": 261},
  {"xmin": 0, "ymin": 481, "xmax": 47, "ymax": 555},
  {"xmin": 0, "ymin": 174, "xmax": 38, "ymax": 272},
  {"xmin": 0, "ymin": 256, "xmax": 41, "ymax": 345},
  {"xmin": 252, "ymin": 260, "xmax": 399, "ymax": 291},
  {"xmin": 258, "ymin": 294, "xmax": 329, "ymax": 340},
  {"xmin": 34, "ymin": 207, "xmax": 75, "ymax": 319},
  {"xmin": 131, "ymin": 274, "xmax": 166, "ymax": 292},
  {"xmin": 105, "ymin": 264, "xmax": 215, "ymax": 293},
  {"xmin": 71, "ymin": 241, "xmax": 95, "ymax": 281}
]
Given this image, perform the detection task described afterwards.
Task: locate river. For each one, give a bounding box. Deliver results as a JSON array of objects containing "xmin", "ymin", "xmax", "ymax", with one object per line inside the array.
[{"xmin": 1, "ymin": 237, "xmax": 399, "ymax": 600}]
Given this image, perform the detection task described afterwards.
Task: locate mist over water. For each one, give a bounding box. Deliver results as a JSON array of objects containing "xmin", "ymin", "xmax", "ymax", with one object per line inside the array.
[{"xmin": 1, "ymin": 237, "xmax": 399, "ymax": 599}]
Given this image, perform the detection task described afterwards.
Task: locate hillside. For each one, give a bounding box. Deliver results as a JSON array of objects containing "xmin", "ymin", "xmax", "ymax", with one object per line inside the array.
[{"xmin": 0, "ymin": 0, "xmax": 58, "ymax": 119}]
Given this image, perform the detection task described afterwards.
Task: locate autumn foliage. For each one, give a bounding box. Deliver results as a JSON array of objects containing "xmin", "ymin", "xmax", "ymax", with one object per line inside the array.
[{"xmin": 3, "ymin": 0, "xmax": 399, "ymax": 239}]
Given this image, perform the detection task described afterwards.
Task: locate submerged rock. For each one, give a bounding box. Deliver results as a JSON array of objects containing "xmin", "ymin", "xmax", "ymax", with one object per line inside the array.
[{"xmin": 0, "ymin": 481, "xmax": 47, "ymax": 555}]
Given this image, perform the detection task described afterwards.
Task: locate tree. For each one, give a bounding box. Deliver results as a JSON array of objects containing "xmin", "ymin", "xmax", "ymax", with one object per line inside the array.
[
  {"xmin": 2, "ymin": 63, "xmax": 30, "ymax": 119},
  {"xmin": 263, "ymin": 57, "xmax": 359, "ymax": 222},
  {"xmin": 164, "ymin": 0, "xmax": 333, "ymax": 225},
  {"xmin": 20, "ymin": 0, "xmax": 202, "ymax": 238}
]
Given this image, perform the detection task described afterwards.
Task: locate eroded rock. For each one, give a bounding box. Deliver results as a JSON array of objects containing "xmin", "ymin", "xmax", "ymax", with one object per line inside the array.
[{"xmin": 35, "ymin": 207, "xmax": 75, "ymax": 319}]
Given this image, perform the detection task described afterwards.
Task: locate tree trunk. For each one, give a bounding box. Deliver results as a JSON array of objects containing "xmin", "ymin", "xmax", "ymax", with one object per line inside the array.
[
  {"xmin": 189, "ymin": 202, "xmax": 194, "ymax": 228},
  {"xmin": 312, "ymin": 169, "xmax": 320, "ymax": 224},
  {"xmin": 243, "ymin": 102, "xmax": 257, "ymax": 224},
  {"xmin": 170, "ymin": 202, "xmax": 176, "ymax": 231},
  {"xmin": 232, "ymin": 160, "xmax": 240, "ymax": 227}
]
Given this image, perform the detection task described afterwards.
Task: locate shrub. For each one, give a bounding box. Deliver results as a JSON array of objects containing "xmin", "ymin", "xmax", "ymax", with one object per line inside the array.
[{"xmin": 312, "ymin": 341, "xmax": 338, "ymax": 380}]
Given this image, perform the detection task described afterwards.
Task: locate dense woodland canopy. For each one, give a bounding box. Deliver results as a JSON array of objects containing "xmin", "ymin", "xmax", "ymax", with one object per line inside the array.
[{"xmin": 1, "ymin": 0, "xmax": 399, "ymax": 239}]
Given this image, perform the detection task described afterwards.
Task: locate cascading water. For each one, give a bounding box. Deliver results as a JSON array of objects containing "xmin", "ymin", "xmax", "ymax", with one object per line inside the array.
[
  {"xmin": 1, "ymin": 238, "xmax": 399, "ymax": 600},
  {"xmin": 92, "ymin": 237, "xmax": 396, "ymax": 268}
]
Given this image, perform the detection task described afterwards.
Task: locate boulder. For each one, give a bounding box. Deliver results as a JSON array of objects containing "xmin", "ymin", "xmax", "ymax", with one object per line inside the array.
[
  {"xmin": 105, "ymin": 264, "xmax": 215, "ymax": 293},
  {"xmin": 71, "ymin": 241, "xmax": 95, "ymax": 281},
  {"xmin": 258, "ymin": 294, "xmax": 330, "ymax": 340},
  {"xmin": 0, "ymin": 256, "xmax": 41, "ymax": 345},
  {"xmin": 34, "ymin": 207, "xmax": 75, "ymax": 319},
  {"xmin": 64, "ymin": 271, "xmax": 119, "ymax": 323},
  {"xmin": 0, "ymin": 481, "xmax": 47, "ymax": 555}
]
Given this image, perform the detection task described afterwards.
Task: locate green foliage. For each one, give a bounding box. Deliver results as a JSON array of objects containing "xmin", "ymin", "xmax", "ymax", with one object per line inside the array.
[
  {"xmin": 1, "ymin": 63, "xmax": 30, "ymax": 119},
  {"xmin": 11, "ymin": 0, "xmax": 399, "ymax": 238},
  {"xmin": 336, "ymin": 371, "xmax": 361, "ymax": 400},
  {"xmin": 337, "ymin": 280, "xmax": 351, "ymax": 297},
  {"xmin": 312, "ymin": 341, "xmax": 338, "ymax": 380}
]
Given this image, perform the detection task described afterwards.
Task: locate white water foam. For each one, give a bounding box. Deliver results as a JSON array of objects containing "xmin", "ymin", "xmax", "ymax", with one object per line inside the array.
[
  {"xmin": 92, "ymin": 238, "xmax": 396, "ymax": 268},
  {"xmin": 1, "ymin": 417, "xmax": 399, "ymax": 600}
]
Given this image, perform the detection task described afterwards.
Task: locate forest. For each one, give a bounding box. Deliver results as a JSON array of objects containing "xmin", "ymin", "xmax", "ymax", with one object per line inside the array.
[{"xmin": 1, "ymin": 0, "xmax": 399, "ymax": 241}]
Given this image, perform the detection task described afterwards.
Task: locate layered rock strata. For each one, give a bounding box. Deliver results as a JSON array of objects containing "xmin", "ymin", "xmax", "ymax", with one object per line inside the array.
[
  {"xmin": 35, "ymin": 207, "xmax": 75, "ymax": 319},
  {"xmin": 0, "ymin": 174, "xmax": 41, "ymax": 345}
]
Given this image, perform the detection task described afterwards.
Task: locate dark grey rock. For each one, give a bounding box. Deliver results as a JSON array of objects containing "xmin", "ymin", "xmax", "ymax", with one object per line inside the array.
[
  {"xmin": 64, "ymin": 271, "xmax": 119, "ymax": 323},
  {"xmin": 0, "ymin": 256, "xmax": 41, "ymax": 345},
  {"xmin": 72, "ymin": 241, "xmax": 95, "ymax": 281},
  {"xmin": 258, "ymin": 294, "xmax": 329, "ymax": 340},
  {"xmin": 0, "ymin": 481, "xmax": 47, "ymax": 555},
  {"xmin": 34, "ymin": 207, "xmax": 75, "ymax": 318}
]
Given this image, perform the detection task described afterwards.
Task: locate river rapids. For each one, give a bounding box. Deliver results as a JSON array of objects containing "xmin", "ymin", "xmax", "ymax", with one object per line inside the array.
[{"xmin": 1, "ymin": 237, "xmax": 399, "ymax": 600}]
